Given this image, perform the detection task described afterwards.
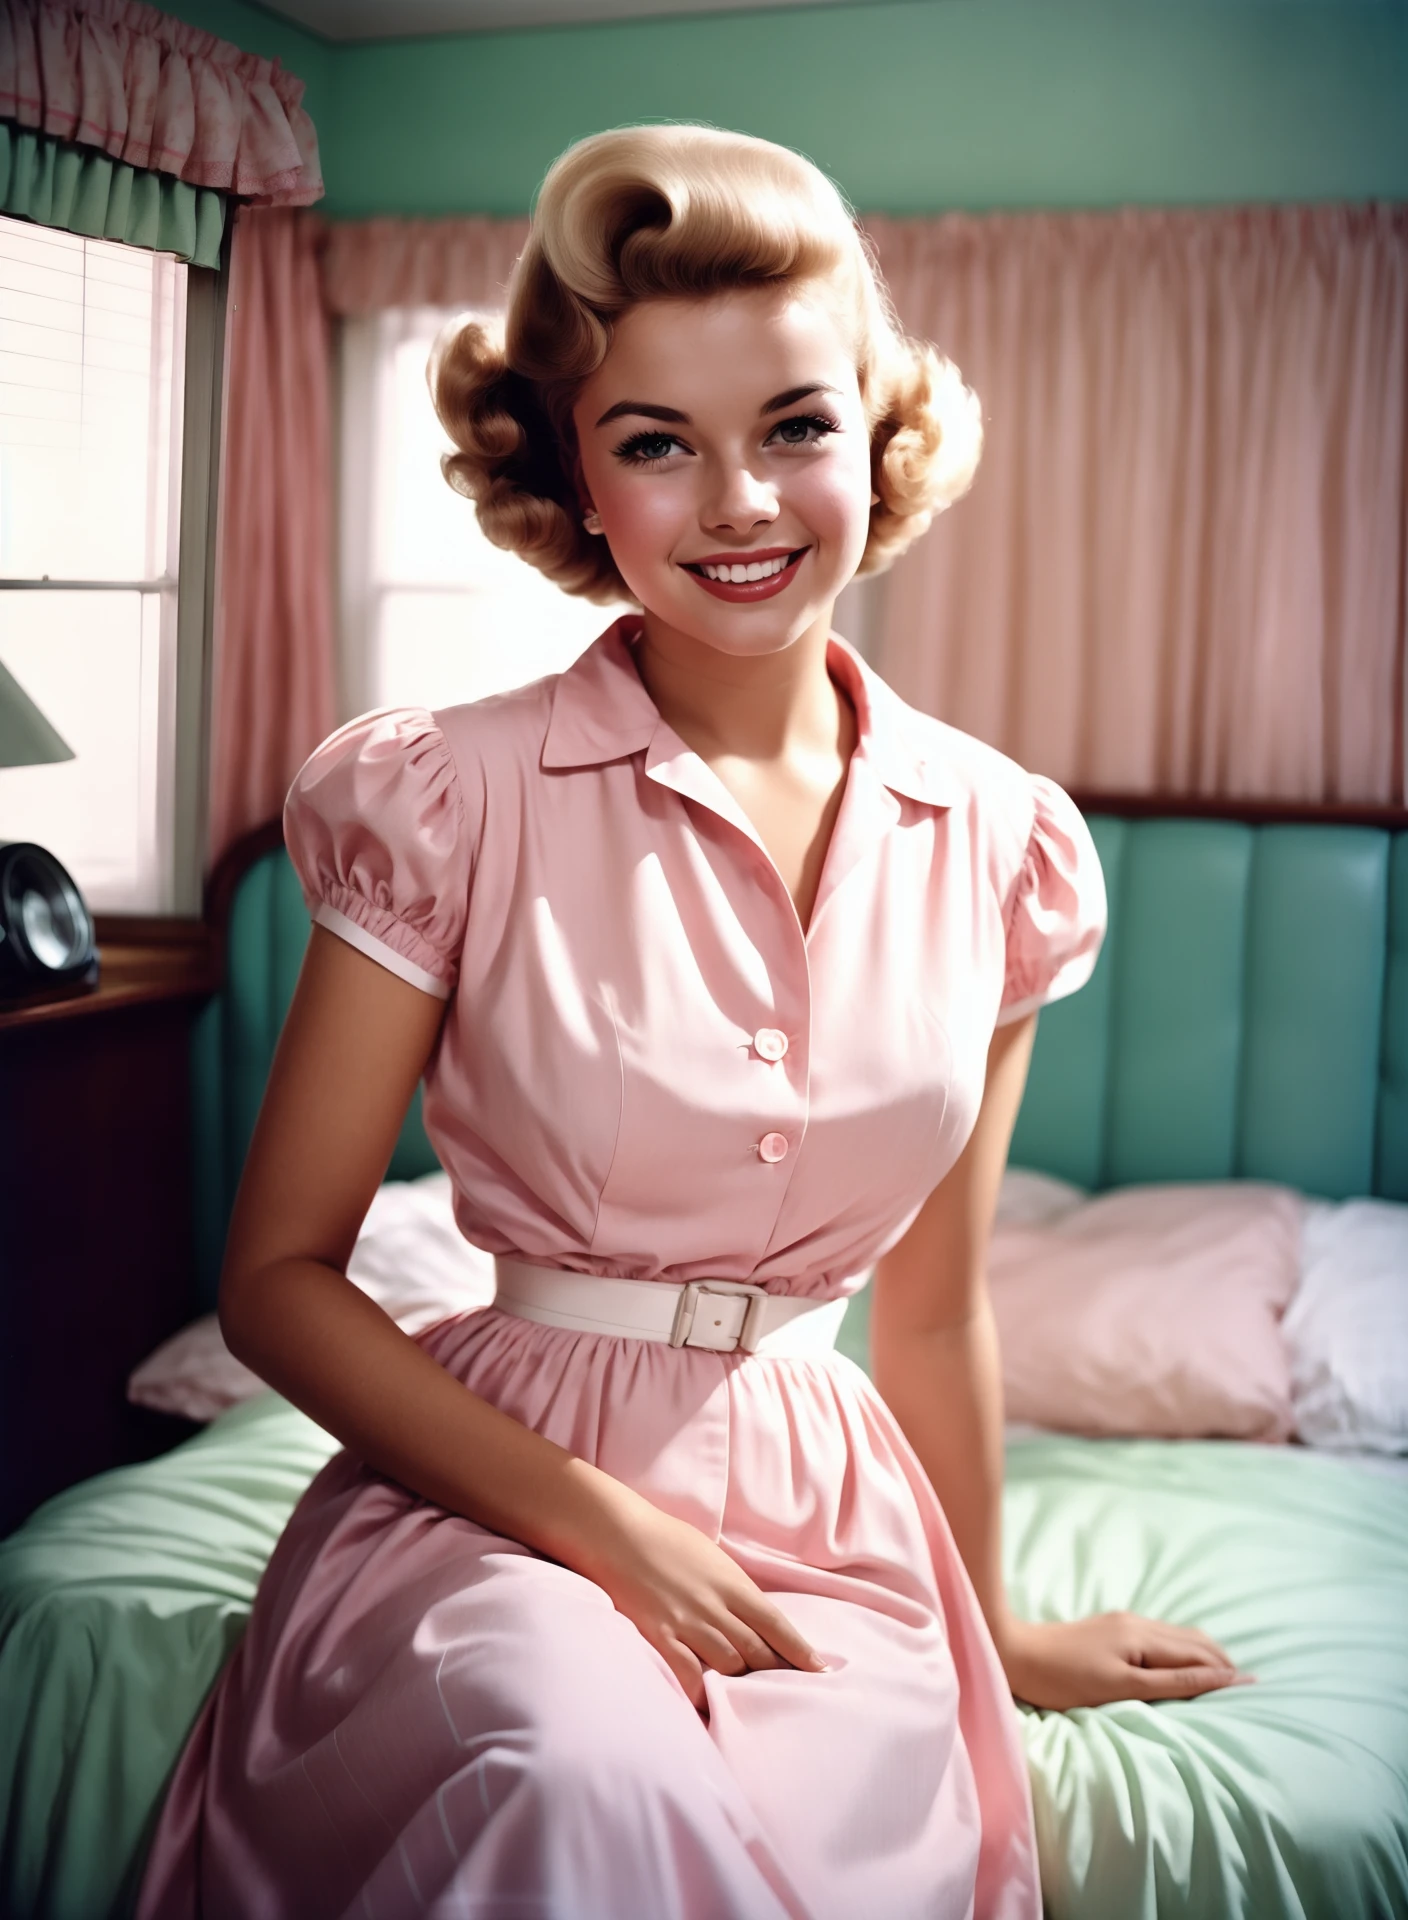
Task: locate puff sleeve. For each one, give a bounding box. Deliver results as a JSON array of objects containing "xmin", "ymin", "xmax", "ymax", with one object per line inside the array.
[
  {"xmin": 282, "ymin": 708, "xmax": 472, "ymax": 1000},
  {"xmin": 995, "ymin": 773, "xmax": 1108, "ymax": 1026}
]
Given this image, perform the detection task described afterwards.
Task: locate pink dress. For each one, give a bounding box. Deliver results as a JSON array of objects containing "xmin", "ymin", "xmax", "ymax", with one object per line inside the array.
[{"xmin": 138, "ymin": 615, "xmax": 1105, "ymax": 1920}]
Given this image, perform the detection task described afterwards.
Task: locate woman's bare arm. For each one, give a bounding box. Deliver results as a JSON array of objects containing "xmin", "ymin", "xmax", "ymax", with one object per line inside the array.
[
  {"xmin": 217, "ymin": 923, "xmax": 829, "ymax": 1703},
  {"xmin": 218, "ymin": 924, "xmax": 644, "ymax": 1559},
  {"xmin": 869, "ymin": 1014, "xmax": 1035, "ymax": 1645},
  {"xmin": 869, "ymin": 1012, "xmax": 1250, "ymax": 1708}
]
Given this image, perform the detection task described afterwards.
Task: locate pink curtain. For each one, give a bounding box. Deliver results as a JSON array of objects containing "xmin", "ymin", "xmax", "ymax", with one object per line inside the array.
[
  {"xmin": 207, "ymin": 205, "xmax": 335, "ymax": 868},
  {"xmin": 208, "ymin": 216, "xmax": 535, "ymax": 871},
  {"xmin": 865, "ymin": 203, "xmax": 1408, "ymax": 803},
  {"xmin": 320, "ymin": 214, "xmax": 530, "ymax": 315},
  {"xmin": 0, "ymin": 0, "xmax": 322, "ymax": 203}
]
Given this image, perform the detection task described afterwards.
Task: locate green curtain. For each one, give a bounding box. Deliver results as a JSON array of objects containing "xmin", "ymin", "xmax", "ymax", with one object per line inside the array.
[{"xmin": 0, "ymin": 121, "xmax": 225, "ymax": 268}]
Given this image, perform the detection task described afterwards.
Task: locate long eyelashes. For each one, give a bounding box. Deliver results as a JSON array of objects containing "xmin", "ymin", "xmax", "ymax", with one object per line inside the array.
[
  {"xmin": 769, "ymin": 411, "xmax": 843, "ymax": 450},
  {"xmin": 611, "ymin": 412, "xmax": 843, "ymax": 468},
  {"xmin": 611, "ymin": 429, "xmax": 682, "ymax": 467}
]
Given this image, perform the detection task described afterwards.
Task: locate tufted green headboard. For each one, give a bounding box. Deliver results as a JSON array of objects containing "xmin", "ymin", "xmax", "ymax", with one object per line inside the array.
[
  {"xmin": 189, "ymin": 813, "xmax": 1408, "ymax": 1312},
  {"xmin": 1010, "ymin": 818, "xmax": 1407, "ymax": 1202}
]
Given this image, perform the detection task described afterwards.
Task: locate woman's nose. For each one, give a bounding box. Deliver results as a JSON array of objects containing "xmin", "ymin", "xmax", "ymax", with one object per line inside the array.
[{"xmin": 701, "ymin": 462, "xmax": 778, "ymax": 532}]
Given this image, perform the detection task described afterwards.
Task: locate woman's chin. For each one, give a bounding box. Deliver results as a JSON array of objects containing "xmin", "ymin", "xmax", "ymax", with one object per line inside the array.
[{"xmin": 636, "ymin": 582, "xmax": 841, "ymax": 659}]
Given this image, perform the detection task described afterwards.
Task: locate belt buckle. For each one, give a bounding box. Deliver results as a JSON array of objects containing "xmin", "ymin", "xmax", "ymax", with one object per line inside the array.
[{"xmin": 670, "ymin": 1280, "xmax": 770, "ymax": 1352}]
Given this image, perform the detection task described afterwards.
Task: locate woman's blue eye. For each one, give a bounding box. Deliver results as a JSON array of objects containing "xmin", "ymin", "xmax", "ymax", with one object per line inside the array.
[
  {"xmin": 614, "ymin": 432, "xmax": 681, "ymax": 465},
  {"xmin": 769, "ymin": 413, "xmax": 840, "ymax": 447}
]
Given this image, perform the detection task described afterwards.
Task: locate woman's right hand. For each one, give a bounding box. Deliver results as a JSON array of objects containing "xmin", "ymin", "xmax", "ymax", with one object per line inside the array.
[{"xmin": 573, "ymin": 1489, "xmax": 830, "ymax": 1713}]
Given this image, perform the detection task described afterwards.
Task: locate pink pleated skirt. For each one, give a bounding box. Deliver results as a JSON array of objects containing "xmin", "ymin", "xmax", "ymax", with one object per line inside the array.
[{"xmin": 136, "ymin": 1301, "xmax": 1041, "ymax": 1920}]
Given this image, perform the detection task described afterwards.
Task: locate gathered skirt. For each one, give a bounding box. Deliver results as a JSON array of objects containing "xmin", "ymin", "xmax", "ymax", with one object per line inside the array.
[{"xmin": 135, "ymin": 1300, "xmax": 1042, "ymax": 1920}]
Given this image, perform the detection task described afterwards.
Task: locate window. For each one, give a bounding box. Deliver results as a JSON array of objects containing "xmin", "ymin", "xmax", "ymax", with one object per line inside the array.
[{"xmin": 0, "ymin": 215, "xmax": 223, "ymax": 915}]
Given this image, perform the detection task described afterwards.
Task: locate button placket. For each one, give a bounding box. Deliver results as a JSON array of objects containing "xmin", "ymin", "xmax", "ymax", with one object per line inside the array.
[{"xmin": 750, "ymin": 1027, "xmax": 795, "ymax": 1164}]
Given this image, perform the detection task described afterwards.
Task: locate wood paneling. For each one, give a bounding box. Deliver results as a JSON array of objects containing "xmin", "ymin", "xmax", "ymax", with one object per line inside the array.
[{"xmin": 0, "ymin": 951, "xmax": 212, "ymax": 1533}]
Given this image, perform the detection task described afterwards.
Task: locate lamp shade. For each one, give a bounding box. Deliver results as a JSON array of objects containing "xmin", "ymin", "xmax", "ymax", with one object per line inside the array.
[{"xmin": 0, "ymin": 660, "xmax": 74, "ymax": 768}]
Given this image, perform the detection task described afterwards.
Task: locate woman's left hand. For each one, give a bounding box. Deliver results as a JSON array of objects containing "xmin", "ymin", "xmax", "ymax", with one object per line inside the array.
[{"xmin": 997, "ymin": 1612, "xmax": 1256, "ymax": 1710}]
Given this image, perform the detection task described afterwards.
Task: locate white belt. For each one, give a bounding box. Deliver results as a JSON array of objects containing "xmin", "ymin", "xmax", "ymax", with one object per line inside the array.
[{"xmin": 492, "ymin": 1257, "xmax": 847, "ymax": 1358}]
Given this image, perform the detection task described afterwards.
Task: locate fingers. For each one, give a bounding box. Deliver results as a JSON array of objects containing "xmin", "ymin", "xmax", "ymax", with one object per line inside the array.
[
  {"xmin": 1185, "ymin": 1628, "xmax": 1237, "ymax": 1667},
  {"xmin": 715, "ymin": 1610, "xmax": 827, "ymax": 1676},
  {"xmin": 1113, "ymin": 1614, "xmax": 1240, "ymax": 1673},
  {"xmin": 1135, "ymin": 1631, "xmax": 1231, "ymax": 1672},
  {"xmin": 1147, "ymin": 1626, "xmax": 1237, "ymax": 1670},
  {"xmin": 1126, "ymin": 1663, "xmax": 1252, "ymax": 1702},
  {"xmin": 657, "ymin": 1635, "xmax": 708, "ymax": 1712},
  {"xmin": 716, "ymin": 1577, "xmax": 827, "ymax": 1674},
  {"xmin": 746, "ymin": 1604, "xmax": 829, "ymax": 1674},
  {"xmin": 670, "ymin": 1609, "xmax": 825, "ymax": 1696},
  {"xmin": 694, "ymin": 1601, "xmax": 828, "ymax": 1679},
  {"xmin": 690, "ymin": 1620, "xmax": 755, "ymax": 1677}
]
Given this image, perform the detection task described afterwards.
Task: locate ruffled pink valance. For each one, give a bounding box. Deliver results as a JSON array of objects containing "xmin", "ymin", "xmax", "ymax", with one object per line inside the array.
[
  {"xmin": 0, "ymin": 0, "xmax": 322, "ymax": 205},
  {"xmin": 320, "ymin": 215, "xmax": 529, "ymax": 315}
]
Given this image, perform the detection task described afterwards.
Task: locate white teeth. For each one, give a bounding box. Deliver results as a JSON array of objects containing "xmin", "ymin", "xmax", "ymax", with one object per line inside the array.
[{"xmin": 699, "ymin": 553, "xmax": 793, "ymax": 583}]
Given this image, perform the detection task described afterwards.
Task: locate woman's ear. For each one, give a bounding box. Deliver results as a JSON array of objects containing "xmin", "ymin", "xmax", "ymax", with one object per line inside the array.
[{"xmin": 568, "ymin": 450, "xmax": 604, "ymax": 533}]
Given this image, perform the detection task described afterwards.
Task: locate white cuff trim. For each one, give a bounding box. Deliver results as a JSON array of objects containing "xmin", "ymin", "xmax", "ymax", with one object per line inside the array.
[
  {"xmin": 994, "ymin": 991, "xmax": 1047, "ymax": 1027},
  {"xmin": 312, "ymin": 902, "xmax": 452, "ymax": 1000}
]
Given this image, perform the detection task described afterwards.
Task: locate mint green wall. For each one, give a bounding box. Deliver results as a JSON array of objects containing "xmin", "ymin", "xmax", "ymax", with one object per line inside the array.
[
  {"xmin": 162, "ymin": 1, "xmax": 1406, "ymax": 219},
  {"xmin": 321, "ymin": 1, "xmax": 1408, "ymax": 219}
]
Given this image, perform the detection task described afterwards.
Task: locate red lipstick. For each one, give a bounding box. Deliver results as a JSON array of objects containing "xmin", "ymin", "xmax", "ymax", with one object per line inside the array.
[{"xmin": 681, "ymin": 546, "xmax": 809, "ymax": 603}]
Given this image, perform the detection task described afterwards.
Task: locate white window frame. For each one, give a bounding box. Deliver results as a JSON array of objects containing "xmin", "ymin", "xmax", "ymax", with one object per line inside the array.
[
  {"xmin": 0, "ymin": 224, "xmax": 228, "ymax": 917},
  {"xmin": 336, "ymin": 306, "xmax": 631, "ymax": 723}
]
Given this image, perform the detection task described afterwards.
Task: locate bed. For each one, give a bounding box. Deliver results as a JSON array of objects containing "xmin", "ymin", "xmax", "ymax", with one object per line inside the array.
[{"xmin": 3, "ymin": 806, "xmax": 1407, "ymax": 1920}]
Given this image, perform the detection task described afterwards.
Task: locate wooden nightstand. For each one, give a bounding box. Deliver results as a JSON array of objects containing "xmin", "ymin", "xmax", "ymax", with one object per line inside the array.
[{"xmin": 0, "ymin": 918, "xmax": 220, "ymax": 1534}]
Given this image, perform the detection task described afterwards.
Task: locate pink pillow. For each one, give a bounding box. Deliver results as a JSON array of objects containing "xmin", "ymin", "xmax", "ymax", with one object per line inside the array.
[{"xmin": 989, "ymin": 1181, "xmax": 1304, "ymax": 1441}]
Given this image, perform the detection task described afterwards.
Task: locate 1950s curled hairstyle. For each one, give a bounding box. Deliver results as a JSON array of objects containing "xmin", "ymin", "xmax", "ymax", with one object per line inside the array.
[{"xmin": 429, "ymin": 123, "xmax": 983, "ymax": 606}]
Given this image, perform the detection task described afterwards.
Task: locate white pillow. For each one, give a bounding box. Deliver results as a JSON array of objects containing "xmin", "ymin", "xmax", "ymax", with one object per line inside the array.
[
  {"xmin": 1283, "ymin": 1198, "xmax": 1408, "ymax": 1453},
  {"xmin": 128, "ymin": 1172, "xmax": 496, "ymax": 1423},
  {"xmin": 343, "ymin": 1171, "xmax": 496, "ymax": 1329}
]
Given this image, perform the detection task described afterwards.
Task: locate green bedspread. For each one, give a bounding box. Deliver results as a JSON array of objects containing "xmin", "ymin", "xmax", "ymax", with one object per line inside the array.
[
  {"xmin": 2, "ymin": 1395, "xmax": 1406, "ymax": 1920},
  {"xmin": 1004, "ymin": 1436, "xmax": 1408, "ymax": 1920},
  {"xmin": 0, "ymin": 1398, "xmax": 340, "ymax": 1920}
]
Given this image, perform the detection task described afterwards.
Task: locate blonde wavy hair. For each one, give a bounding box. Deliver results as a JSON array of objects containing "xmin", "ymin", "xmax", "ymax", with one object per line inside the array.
[{"xmin": 429, "ymin": 123, "xmax": 983, "ymax": 607}]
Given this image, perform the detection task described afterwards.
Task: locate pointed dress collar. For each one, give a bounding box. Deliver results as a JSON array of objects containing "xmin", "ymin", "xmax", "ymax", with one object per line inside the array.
[{"xmin": 540, "ymin": 613, "xmax": 955, "ymax": 812}]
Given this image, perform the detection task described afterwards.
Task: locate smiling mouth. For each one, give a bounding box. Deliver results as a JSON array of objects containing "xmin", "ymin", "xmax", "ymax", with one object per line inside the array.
[
  {"xmin": 679, "ymin": 552, "xmax": 802, "ymax": 579},
  {"xmin": 681, "ymin": 547, "xmax": 811, "ymax": 595}
]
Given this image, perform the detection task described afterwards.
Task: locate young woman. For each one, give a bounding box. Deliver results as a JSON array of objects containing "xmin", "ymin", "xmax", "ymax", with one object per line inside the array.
[{"xmin": 138, "ymin": 123, "xmax": 1245, "ymax": 1920}]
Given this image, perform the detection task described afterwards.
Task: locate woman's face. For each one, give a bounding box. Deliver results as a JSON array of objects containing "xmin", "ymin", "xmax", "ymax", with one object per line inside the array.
[{"xmin": 571, "ymin": 284, "xmax": 875, "ymax": 661}]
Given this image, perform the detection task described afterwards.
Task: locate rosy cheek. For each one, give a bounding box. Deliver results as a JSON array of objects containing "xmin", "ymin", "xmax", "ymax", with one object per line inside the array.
[
  {"xmin": 788, "ymin": 462, "xmax": 868, "ymax": 543},
  {"xmin": 594, "ymin": 471, "xmax": 686, "ymax": 571}
]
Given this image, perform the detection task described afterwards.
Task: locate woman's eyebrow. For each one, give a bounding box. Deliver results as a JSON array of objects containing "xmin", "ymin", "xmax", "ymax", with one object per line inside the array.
[
  {"xmin": 594, "ymin": 383, "xmax": 842, "ymax": 428},
  {"xmin": 764, "ymin": 382, "xmax": 841, "ymax": 412},
  {"xmin": 596, "ymin": 398, "xmax": 690, "ymax": 427}
]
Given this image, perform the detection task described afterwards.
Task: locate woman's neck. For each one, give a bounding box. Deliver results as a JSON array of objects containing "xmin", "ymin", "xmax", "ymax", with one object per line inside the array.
[{"xmin": 630, "ymin": 606, "xmax": 846, "ymax": 768}]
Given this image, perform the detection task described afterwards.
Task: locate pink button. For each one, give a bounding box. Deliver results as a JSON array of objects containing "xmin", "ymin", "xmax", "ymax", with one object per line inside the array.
[
  {"xmin": 758, "ymin": 1132, "xmax": 789, "ymax": 1163},
  {"xmin": 753, "ymin": 1028, "xmax": 788, "ymax": 1062}
]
